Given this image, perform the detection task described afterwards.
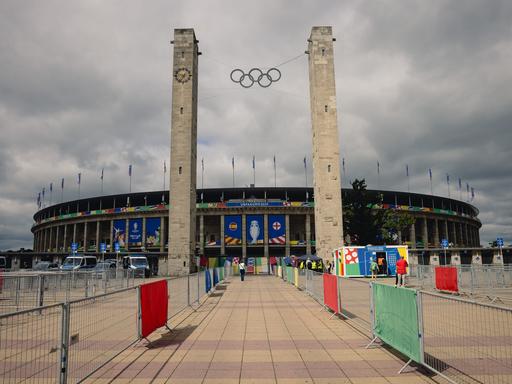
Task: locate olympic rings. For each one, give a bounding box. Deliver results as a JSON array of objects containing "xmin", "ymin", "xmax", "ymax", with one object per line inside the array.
[{"xmin": 230, "ymin": 67, "xmax": 281, "ymax": 88}]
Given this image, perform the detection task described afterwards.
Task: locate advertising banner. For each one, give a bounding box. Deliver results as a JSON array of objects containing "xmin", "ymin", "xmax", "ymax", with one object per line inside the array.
[
  {"xmin": 146, "ymin": 218, "xmax": 161, "ymax": 247},
  {"xmin": 224, "ymin": 215, "xmax": 242, "ymax": 245},
  {"xmin": 113, "ymin": 220, "xmax": 126, "ymax": 248},
  {"xmin": 246, "ymin": 215, "xmax": 264, "ymax": 244},
  {"xmin": 373, "ymin": 283, "xmax": 421, "ymax": 363},
  {"xmin": 268, "ymin": 214, "xmax": 286, "ymax": 244},
  {"xmin": 139, "ymin": 280, "xmax": 168, "ymax": 338},
  {"xmin": 435, "ymin": 266, "xmax": 459, "ymax": 292},
  {"xmin": 337, "ymin": 246, "xmax": 408, "ymax": 277},
  {"xmin": 128, "ymin": 218, "xmax": 143, "ymax": 246}
]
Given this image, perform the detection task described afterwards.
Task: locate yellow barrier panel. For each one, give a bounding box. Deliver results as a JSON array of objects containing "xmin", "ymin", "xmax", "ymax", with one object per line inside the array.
[{"xmin": 294, "ymin": 268, "xmax": 299, "ymax": 287}]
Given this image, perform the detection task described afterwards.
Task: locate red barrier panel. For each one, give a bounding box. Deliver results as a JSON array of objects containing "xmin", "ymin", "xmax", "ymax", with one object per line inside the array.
[
  {"xmin": 435, "ymin": 266, "xmax": 458, "ymax": 293},
  {"xmin": 323, "ymin": 274, "xmax": 339, "ymax": 313},
  {"xmin": 139, "ymin": 280, "xmax": 168, "ymax": 338}
]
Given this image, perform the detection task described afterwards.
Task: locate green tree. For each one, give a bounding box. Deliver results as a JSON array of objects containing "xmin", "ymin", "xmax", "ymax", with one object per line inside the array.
[
  {"xmin": 343, "ymin": 179, "xmax": 382, "ymax": 245},
  {"xmin": 380, "ymin": 210, "xmax": 415, "ymax": 245}
]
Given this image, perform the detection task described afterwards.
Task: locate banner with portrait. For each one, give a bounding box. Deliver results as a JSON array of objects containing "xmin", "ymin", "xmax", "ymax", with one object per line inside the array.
[{"xmin": 146, "ymin": 218, "xmax": 161, "ymax": 248}]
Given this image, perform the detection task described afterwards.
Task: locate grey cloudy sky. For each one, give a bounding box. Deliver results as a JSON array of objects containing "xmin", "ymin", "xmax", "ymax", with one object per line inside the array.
[{"xmin": 1, "ymin": 0, "xmax": 511, "ymax": 250}]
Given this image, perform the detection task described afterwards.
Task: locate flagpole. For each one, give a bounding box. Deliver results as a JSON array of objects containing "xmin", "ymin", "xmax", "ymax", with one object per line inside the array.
[
  {"xmin": 49, "ymin": 184, "xmax": 53, "ymax": 206},
  {"xmin": 273, "ymin": 155, "xmax": 276, "ymax": 188},
  {"xmin": 78, "ymin": 173, "xmax": 81, "ymax": 199},
  {"xmin": 252, "ymin": 155, "xmax": 255, "ymax": 187},
  {"xmin": 101, "ymin": 168, "xmax": 104, "ymax": 195},
  {"xmin": 128, "ymin": 165, "xmax": 132, "ymax": 193},
  {"xmin": 406, "ymin": 165, "xmax": 410, "ymax": 193},
  {"xmin": 201, "ymin": 158, "xmax": 204, "ymax": 189},
  {"xmin": 377, "ymin": 161, "xmax": 380, "ymax": 189},
  {"xmin": 163, "ymin": 161, "xmax": 166, "ymax": 202},
  {"xmin": 61, "ymin": 178, "xmax": 64, "ymax": 203},
  {"xmin": 304, "ymin": 157, "xmax": 308, "ymax": 188},
  {"xmin": 429, "ymin": 169, "xmax": 433, "ymax": 195},
  {"xmin": 447, "ymin": 174, "xmax": 450, "ymax": 198},
  {"xmin": 232, "ymin": 157, "xmax": 235, "ymax": 188}
]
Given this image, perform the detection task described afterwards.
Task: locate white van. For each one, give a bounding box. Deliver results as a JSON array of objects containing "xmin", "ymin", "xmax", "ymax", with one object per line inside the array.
[
  {"xmin": 60, "ymin": 255, "xmax": 97, "ymax": 271},
  {"xmin": 122, "ymin": 255, "xmax": 150, "ymax": 277}
]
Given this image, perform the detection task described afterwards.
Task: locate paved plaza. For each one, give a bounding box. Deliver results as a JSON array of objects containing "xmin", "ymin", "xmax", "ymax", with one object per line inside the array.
[{"xmin": 85, "ymin": 275, "xmax": 446, "ymax": 384}]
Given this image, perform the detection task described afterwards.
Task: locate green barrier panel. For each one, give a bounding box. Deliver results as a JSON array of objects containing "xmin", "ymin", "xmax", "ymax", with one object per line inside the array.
[
  {"xmin": 219, "ymin": 267, "xmax": 224, "ymax": 281},
  {"xmin": 286, "ymin": 266, "xmax": 294, "ymax": 283},
  {"xmin": 373, "ymin": 283, "xmax": 421, "ymax": 363}
]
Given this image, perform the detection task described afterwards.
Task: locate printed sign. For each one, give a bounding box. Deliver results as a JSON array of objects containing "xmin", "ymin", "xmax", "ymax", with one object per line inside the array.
[
  {"xmin": 146, "ymin": 218, "xmax": 161, "ymax": 247},
  {"xmin": 268, "ymin": 214, "xmax": 285, "ymax": 244},
  {"xmin": 128, "ymin": 218, "xmax": 142, "ymax": 245},
  {"xmin": 246, "ymin": 215, "xmax": 264, "ymax": 245},
  {"xmin": 100, "ymin": 243, "xmax": 106, "ymax": 253},
  {"xmin": 224, "ymin": 215, "xmax": 242, "ymax": 245},
  {"xmin": 113, "ymin": 220, "xmax": 126, "ymax": 248}
]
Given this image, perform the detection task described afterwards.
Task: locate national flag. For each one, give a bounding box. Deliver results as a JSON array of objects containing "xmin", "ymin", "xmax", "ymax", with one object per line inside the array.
[
  {"xmin": 303, "ymin": 156, "xmax": 306, "ymax": 169},
  {"xmin": 429, "ymin": 168, "xmax": 432, "ymax": 180},
  {"xmin": 201, "ymin": 158, "xmax": 204, "ymax": 171},
  {"xmin": 163, "ymin": 161, "xmax": 166, "ymax": 173},
  {"xmin": 458, "ymin": 177, "xmax": 462, "ymax": 190},
  {"xmin": 377, "ymin": 161, "xmax": 380, "ymax": 175},
  {"xmin": 128, "ymin": 164, "xmax": 132, "ymax": 176},
  {"xmin": 42, "ymin": 187, "xmax": 45, "ymax": 198},
  {"xmin": 101, "ymin": 168, "xmax": 104, "ymax": 180},
  {"xmin": 252, "ymin": 155, "xmax": 255, "ymax": 169},
  {"xmin": 61, "ymin": 178, "xmax": 64, "ymax": 189},
  {"xmin": 77, "ymin": 173, "xmax": 81, "ymax": 185},
  {"xmin": 273, "ymin": 155, "xmax": 276, "ymax": 169},
  {"xmin": 49, "ymin": 182, "xmax": 53, "ymax": 192},
  {"xmin": 406, "ymin": 164, "xmax": 409, "ymax": 177},
  {"xmin": 342, "ymin": 157, "xmax": 345, "ymax": 174},
  {"xmin": 471, "ymin": 187, "xmax": 475, "ymax": 200},
  {"xmin": 232, "ymin": 156, "xmax": 234, "ymax": 169},
  {"xmin": 446, "ymin": 174, "xmax": 450, "ymax": 185},
  {"xmin": 466, "ymin": 183, "xmax": 469, "ymax": 193},
  {"xmin": 37, "ymin": 192, "xmax": 41, "ymax": 206}
]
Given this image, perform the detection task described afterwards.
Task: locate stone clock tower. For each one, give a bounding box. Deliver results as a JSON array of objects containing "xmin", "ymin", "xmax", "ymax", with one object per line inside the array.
[{"xmin": 168, "ymin": 29, "xmax": 199, "ymax": 275}]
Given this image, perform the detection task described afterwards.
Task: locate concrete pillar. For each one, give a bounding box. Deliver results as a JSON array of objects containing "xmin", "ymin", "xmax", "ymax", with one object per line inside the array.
[
  {"xmin": 433, "ymin": 219, "xmax": 439, "ymax": 247},
  {"xmin": 72, "ymin": 223, "xmax": 77, "ymax": 245},
  {"xmin": 242, "ymin": 214, "xmax": 247, "ymax": 260},
  {"xmin": 160, "ymin": 217, "xmax": 165, "ymax": 252},
  {"xmin": 109, "ymin": 220, "xmax": 114, "ymax": 251},
  {"xmin": 199, "ymin": 215, "xmax": 204, "ymax": 256},
  {"xmin": 168, "ymin": 29, "xmax": 199, "ymax": 276},
  {"xmin": 83, "ymin": 222, "xmax": 88, "ymax": 252},
  {"xmin": 464, "ymin": 223, "xmax": 469, "ymax": 247},
  {"xmin": 493, "ymin": 250, "xmax": 504, "ymax": 265},
  {"xmin": 95, "ymin": 222, "xmax": 100, "ymax": 252},
  {"xmin": 307, "ymin": 26, "xmax": 344, "ymax": 262},
  {"xmin": 306, "ymin": 214, "xmax": 312, "ymax": 255},
  {"xmin": 43, "ymin": 228, "xmax": 48, "ymax": 252},
  {"xmin": 263, "ymin": 214, "xmax": 269, "ymax": 258},
  {"xmin": 429, "ymin": 252, "xmax": 440, "ymax": 265},
  {"xmin": 55, "ymin": 226, "xmax": 60, "ymax": 253},
  {"xmin": 458, "ymin": 223, "xmax": 463, "ymax": 247},
  {"xmin": 422, "ymin": 217, "xmax": 429, "ymax": 248},
  {"xmin": 472, "ymin": 250, "xmax": 482, "ymax": 264},
  {"xmin": 409, "ymin": 221, "xmax": 416, "ymax": 248},
  {"xmin": 48, "ymin": 227, "xmax": 53, "ymax": 252},
  {"xmin": 451, "ymin": 221, "xmax": 457, "ymax": 245},
  {"xmin": 450, "ymin": 252, "xmax": 461, "ymax": 265},
  {"xmin": 220, "ymin": 215, "xmax": 225, "ymax": 255},
  {"xmin": 285, "ymin": 214, "xmax": 290, "ymax": 257},
  {"xmin": 63, "ymin": 225, "xmax": 68, "ymax": 253}
]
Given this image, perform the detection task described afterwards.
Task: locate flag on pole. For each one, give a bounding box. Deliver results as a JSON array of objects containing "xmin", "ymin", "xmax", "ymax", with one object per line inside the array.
[
  {"xmin": 101, "ymin": 168, "xmax": 104, "ymax": 180},
  {"xmin": 342, "ymin": 157, "xmax": 345, "ymax": 174},
  {"xmin": 252, "ymin": 155, "xmax": 255, "ymax": 169},
  {"xmin": 50, "ymin": 183, "xmax": 53, "ymax": 192},
  {"xmin": 61, "ymin": 178, "xmax": 64, "ymax": 189},
  {"xmin": 446, "ymin": 174, "xmax": 450, "ymax": 185},
  {"xmin": 303, "ymin": 156, "xmax": 306, "ymax": 169},
  {"xmin": 232, "ymin": 157, "xmax": 234, "ymax": 169},
  {"xmin": 406, "ymin": 164, "xmax": 409, "ymax": 177},
  {"xmin": 377, "ymin": 161, "xmax": 380, "ymax": 175},
  {"xmin": 429, "ymin": 168, "xmax": 432, "ymax": 180},
  {"xmin": 458, "ymin": 177, "xmax": 462, "ymax": 190},
  {"xmin": 273, "ymin": 155, "xmax": 276, "ymax": 170},
  {"xmin": 128, "ymin": 164, "xmax": 132, "ymax": 176},
  {"xmin": 42, "ymin": 187, "xmax": 45, "ymax": 199},
  {"xmin": 163, "ymin": 161, "xmax": 166, "ymax": 173},
  {"xmin": 77, "ymin": 173, "xmax": 81, "ymax": 184},
  {"xmin": 466, "ymin": 183, "xmax": 469, "ymax": 193},
  {"xmin": 201, "ymin": 158, "xmax": 204, "ymax": 171},
  {"xmin": 37, "ymin": 192, "xmax": 41, "ymax": 208},
  {"xmin": 471, "ymin": 187, "xmax": 475, "ymax": 201}
]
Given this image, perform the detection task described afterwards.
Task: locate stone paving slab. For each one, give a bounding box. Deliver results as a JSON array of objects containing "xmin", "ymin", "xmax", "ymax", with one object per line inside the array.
[{"xmin": 85, "ymin": 275, "xmax": 448, "ymax": 384}]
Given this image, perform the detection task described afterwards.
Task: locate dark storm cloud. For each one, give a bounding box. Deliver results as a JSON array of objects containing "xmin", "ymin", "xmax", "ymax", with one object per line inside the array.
[{"xmin": 0, "ymin": 0, "xmax": 511, "ymax": 249}]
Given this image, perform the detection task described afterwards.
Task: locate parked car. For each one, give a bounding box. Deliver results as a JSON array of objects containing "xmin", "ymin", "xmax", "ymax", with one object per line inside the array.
[
  {"xmin": 60, "ymin": 255, "xmax": 97, "ymax": 271},
  {"xmin": 122, "ymin": 255, "xmax": 150, "ymax": 278},
  {"xmin": 33, "ymin": 261, "xmax": 60, "ymax": 271}
]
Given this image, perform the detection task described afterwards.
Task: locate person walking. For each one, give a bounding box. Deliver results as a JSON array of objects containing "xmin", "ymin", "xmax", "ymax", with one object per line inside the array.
[
  {"xmin": 395, "ymin": 256, "xmax": 408, "ymax": 287},
  {"xmin": 239, "ymin": 260, "xmax": 246, "ymax": 281},
  {"xmin": 370, "ymin": 258, "xmax": 378, "ymax": 279}
]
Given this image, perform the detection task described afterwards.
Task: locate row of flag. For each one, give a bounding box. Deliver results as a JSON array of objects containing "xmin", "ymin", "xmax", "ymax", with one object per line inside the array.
[{"xmin": 36, "ymin": 159, "xmax": 476, "ymax": 208}]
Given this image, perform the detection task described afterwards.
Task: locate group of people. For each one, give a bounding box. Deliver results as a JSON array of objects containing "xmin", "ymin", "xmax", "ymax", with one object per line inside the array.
[
  {"xmin": 370, "ymin": 256, "xmax": 408, "ymax": 287},
  {"xmin": 298, "ymin": 258, "xmax": 333, "ymax": 274}
]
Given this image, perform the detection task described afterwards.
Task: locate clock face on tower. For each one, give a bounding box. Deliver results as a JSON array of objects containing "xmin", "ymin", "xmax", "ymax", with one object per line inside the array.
[{"xmin": 174, "ymin": 67, "xmax": 191, "ymax": 83}]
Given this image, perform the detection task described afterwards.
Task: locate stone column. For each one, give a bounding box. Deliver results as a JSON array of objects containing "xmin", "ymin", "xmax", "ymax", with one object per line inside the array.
[
  {"xmin": 263, "ymin": 214, "xmax": 269, "ymax": 258},
  {"xmin": 220, "ymin": 215, "xmax": 225, "ymax": 255},
  {"xmin": 285, "ymin": 214, "xmax": 290, "ymax": 257},
  {"xmin": 409, "ymin": 221, "xmax": 416, "ymax": 248},
  {"xmin": 72, "ymin": 223, "xmax": 77, "ymax": 245},
  {"xmin": 433, "ymin": 219, "xmax": 439, "ymax": 247},
  {"xmin": 451, "ymin": 221, "xmax": 457, "ymax": 245},
  {"xmin": 307, "ymin": 26, "xmax": 344, "ymax": 262},
  {"xmin": 48, "ymin": 227, "xmax": 53, "ymax": 252},
  {"xmin": 63, "ymin": 225, "xmax": 68, "ymax": 253},
  {"xmin": 493, "ymin": 250, "xmax": 504, "ymax": 265},
  {"xmin": 306, "ymin": 214, "xmax": 312, "ymax": 255},
  {"xmin": 199, "ymin": 215, "xmax": 204, "ymax": 256},
  {"xmin": 422, "ymin": 217, "xmax": 429, "ymax": 248},
  {"xmin": 168, "ymin": 28, "xmax": 199, "ymax": 275},
  {"xmin": 95, "ymin": 222, "xmax": 100, "ymax": 252},
  {"xmin": 458, "ymin": 223, "xmax": 464, "ymax": 247},
  {"xmin": 159, "ymin": 217, "xmax": 165, "ymax": 252},
  {"xmin": 450, "ymin": 251, "xmax": 461, "ymax": 265},
  {"xmin": 464, "ymin": 223, "xmax": 469, "ymax": 247},
  {"xmin": 242, "ymin": 214, "xmax": 247, "ymax": 260},
  {"xmin": 43, "ymin": 228, "xmax": 47, "ymax": 252},
  {"xmin": 83, "ymin": 222, "xmax": 88, "ymax": 252},
  {"xmin": 429, "ymin": 252, "xmax": 440, "ymax": 265}
]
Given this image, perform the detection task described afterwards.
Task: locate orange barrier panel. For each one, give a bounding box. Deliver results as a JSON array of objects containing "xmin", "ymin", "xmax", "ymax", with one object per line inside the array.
[
  {"xmin": 139, "ymin": 280, "xmax": 168, "ymax": 338},
  {"xmin": 435, "ymin": 266, "xmax": 458, "ymax": 293},
  {"xmin": 323, "ymin": 274, "xmax": 339, "ymax": 313}
]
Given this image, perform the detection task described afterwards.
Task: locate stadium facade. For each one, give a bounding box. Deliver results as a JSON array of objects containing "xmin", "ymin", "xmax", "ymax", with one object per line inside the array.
[{"xmin": 32, "ymin": 187, "xmax": 481, "ymax": 264}]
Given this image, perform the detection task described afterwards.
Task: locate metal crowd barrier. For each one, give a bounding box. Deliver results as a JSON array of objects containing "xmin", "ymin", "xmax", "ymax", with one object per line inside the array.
[
  {"xmin": 0, "ymin": 267, "xmax": 228, "ymax": 383},
  {"xmin": 276, "ymin": 266, "xmax": 512, "ymax": 384},
  {"xmin": 0, "ymin": 270, "xmax": 136, "ymax": 314}
]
